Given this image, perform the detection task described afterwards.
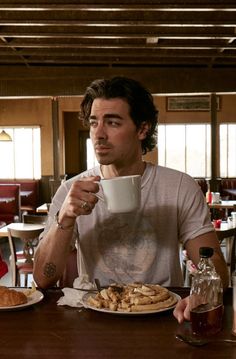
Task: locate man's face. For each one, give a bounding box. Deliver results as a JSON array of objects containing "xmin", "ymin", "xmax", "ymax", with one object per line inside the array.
[{"xmin": 89, "ymin": 98, "xmax": 144, "ymax": 167}]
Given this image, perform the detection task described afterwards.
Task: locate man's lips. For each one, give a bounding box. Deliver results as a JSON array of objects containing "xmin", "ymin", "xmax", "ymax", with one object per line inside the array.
[{"xmin": 95, "ymin": 145, "xmax": 111, "ymax": 152}]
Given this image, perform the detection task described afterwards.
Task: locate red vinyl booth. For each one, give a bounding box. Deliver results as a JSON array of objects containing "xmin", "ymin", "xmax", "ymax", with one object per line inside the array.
[{"xmin": 0, "ymin": 184, "xmax": 21, "ymax": 224}]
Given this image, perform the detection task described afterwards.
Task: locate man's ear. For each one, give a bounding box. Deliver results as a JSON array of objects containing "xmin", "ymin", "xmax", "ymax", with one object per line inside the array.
[{"xmin": 138, "ymin": 122, "xmax": 150, "ymax": 140}]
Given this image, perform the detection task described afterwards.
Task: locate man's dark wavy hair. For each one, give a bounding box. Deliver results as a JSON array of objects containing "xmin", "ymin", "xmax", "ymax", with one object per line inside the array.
[{"xmin": 80, "ymin": 76, "xmax": 158, "ymax": 155}]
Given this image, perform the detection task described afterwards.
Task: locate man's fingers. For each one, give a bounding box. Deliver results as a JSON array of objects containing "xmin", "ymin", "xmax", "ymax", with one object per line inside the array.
[
  {"xmin": 79, "ymin": 175, "xmax": 101, "ymax": 183},
  {"xmin": 173, "ymin": 296, "xmax": 190, "ymax": 323}
]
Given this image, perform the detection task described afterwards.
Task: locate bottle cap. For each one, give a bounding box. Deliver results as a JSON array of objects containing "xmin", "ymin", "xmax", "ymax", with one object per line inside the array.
[{"xmin": 199, "ymin": 247, "xmax": 214, "ymax": 258}]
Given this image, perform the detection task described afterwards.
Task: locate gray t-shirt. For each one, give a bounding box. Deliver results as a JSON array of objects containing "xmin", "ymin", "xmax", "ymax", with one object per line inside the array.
[{"xmin": 41, "ymin": 163, "xmax": 213, "ymax": 286}]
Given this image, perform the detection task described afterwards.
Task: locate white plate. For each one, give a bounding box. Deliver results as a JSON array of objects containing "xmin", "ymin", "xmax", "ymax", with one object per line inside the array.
[
  {"xmin": 0, "ymin": 288, "xmax": 44, "ymax": 311},
  {"xmin": 82, "ymin": 291, "xmax": 181, "ymax": 315}
]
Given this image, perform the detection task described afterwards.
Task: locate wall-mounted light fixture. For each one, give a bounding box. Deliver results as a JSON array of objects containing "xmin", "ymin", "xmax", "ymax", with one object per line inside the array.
[{"xmin": 0, "ymin": 129, "xmax": 12, "ymax": 141}]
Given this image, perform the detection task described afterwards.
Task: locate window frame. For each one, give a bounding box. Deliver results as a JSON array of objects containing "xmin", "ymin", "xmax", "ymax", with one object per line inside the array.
[{"xmin": 0, "ymin": 126, "xmax": 41, "ymax": 179}]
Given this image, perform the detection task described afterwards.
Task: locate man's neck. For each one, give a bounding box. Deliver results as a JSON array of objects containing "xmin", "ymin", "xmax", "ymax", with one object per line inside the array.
[{"xmin": 100, "ymin": 161, "xmax": 146, "ymax": 179}]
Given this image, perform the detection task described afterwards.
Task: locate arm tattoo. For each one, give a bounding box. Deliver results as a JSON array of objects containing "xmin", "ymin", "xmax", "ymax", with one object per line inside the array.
[{"xmin": 43, "ymin": 262, "xmax": 56, "ymax": 278}]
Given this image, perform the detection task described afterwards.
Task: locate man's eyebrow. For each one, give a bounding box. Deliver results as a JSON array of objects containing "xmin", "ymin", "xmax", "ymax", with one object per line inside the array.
[
  {"xmin": 89, "ymin": 113, "xmax": 123, "ymax": 120},
  {"xmin": 104, "ymin": 113, "xmax": 123, "ymax": 119}
]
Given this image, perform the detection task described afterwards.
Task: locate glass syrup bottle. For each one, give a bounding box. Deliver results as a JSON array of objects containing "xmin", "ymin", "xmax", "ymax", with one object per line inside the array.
[
  {"xmin": 232, "ymin": 271, "xmax": 236, "ymax": 336},
  {"xmin": 189, "ymin": 246, "xmax": 223, "ymax": 336}
]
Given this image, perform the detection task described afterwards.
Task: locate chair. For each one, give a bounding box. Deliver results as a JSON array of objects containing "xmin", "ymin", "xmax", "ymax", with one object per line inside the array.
[
  {"xmin": 0, "ymin": 221, "xmax": 6, "ymax": 229},
  {"xmin": 17, "ymin": 214, "xmax": 47, "ymax": 274},
  {"xmin": 7, "ymin": 226, "xmax": 44, "ymax": 287}
]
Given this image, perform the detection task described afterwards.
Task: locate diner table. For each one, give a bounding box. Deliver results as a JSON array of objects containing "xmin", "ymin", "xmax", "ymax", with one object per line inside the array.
[
  {"xmin": 20, "ymin": 190, "xmax": 33, "ymax": 198},
  {"xmin": 36, "ymin": 202, "xmax": 50, "ymax": 214},
  {"xmin": 208, "ymin": 200, "xmax": 236, "ymax": 210},
  {"xmin": 0, "ymin": 197, "xmax": 15, "ymax": 203},
  {"xmin": 0, "ymin": 287, "xmax": 235, "ymax": 359},
  {"xmin": 215, "ymin": 223, "xmax": 236, "ymax": 242},
  {"xmin": 209, "ymin": 200, "xmax": 236, "ymax": 219},
  {"xmin": 0, "ymin": 222, "xmax": 45, "ymax": 238}
]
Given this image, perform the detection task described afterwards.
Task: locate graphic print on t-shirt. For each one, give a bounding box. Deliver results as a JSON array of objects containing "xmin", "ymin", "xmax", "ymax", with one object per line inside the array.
[{"xmin": 89, "ymin": 214, "xmax": 158, "ymax": 283}]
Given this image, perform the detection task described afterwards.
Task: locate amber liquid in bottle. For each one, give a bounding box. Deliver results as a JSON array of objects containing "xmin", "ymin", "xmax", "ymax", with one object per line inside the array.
[
  {"xmin": 191, "ymin": 303, "xmax": 223, "ymax": 336},
  {"xmin": 190, "ymin": 247, "xmax": 223, "ymax": 336}
]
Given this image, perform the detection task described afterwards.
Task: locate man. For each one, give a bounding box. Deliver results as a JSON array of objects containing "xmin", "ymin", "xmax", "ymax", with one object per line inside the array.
[{"xmin": 33, "ymin": 76, "xmax": 228, "ymax": 322}]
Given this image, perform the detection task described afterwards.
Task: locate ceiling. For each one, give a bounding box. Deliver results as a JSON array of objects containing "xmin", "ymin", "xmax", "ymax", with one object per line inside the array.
[{"xmin": 0, "ymin": 0, "xmax": 236, "ymax": 69}]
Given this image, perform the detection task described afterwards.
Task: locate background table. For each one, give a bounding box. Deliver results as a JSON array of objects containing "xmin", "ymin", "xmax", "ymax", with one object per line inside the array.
[
  {"xmin": 209, "ymin": 200, "xmax": 236, "ymax": 219},
  {"xmin": 0, "ymin": 222, "xmax": 45, "ymax": 238},
  {"xmin": 0, "ymin": 287, "xmax": 235, "ymax": 359},
  {"xmin": 209, "ymin": 200, "xmax": 236, "ymax": 209},
  {"xmin": 36, "ymin": 203, "xmax": 50, "ymax": 214},
  {"xmin": 0, "ymin": 197, "xmax": 15, "ymax": 203}
]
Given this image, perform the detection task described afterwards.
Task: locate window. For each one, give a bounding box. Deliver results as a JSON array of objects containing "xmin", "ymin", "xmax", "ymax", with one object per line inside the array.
[
  {"xmin": 0, "ymin": 127, "xmax": 41, "ymax": 179},
  {"xmin": 86, "ymin": 138, "xmax": 97, "ymax": 169},
  {"xmin": 220, "ymin": 124, "xmax": 236, "ymax": 178},
  {"xmin": 86, "ymin": 123, "xmax": 236, "ymax": 179},
  {"xmin": 86, "ymin": 138, "xmax": 98, "ymax": 169},
  {"xmin": 158, "ymin": 124, "xmax": 211, "ymax": 178}
]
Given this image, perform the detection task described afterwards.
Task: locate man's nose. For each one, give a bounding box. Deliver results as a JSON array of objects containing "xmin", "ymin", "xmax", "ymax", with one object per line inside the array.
[{"xmin": 93, "ymin": 122, "xmax": 107, "ymax": 139}]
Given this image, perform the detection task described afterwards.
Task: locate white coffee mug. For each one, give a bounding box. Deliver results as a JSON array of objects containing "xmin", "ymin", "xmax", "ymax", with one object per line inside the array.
[{"xmin": 98, "ymin": 175, "xmax": 141, "ymax": 213}]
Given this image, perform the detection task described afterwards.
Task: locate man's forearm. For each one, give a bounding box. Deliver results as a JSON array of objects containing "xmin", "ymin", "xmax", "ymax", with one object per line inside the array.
[{"xmin": 33, "ymin": 222, "xmax": 75, "ymax": 289}]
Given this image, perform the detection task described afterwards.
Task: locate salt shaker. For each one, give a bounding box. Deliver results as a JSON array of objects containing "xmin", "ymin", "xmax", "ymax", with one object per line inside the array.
[{"xmin": 232, "ymin": 271, "xmax": 236, "ymax": 336}]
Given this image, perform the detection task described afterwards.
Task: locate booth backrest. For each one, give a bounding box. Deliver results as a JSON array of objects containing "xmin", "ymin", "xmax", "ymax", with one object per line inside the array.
[
  {"xmin": 0, "ymin": 179, "xmax": 39, "ymax": 213},
  {"xmin": 194, "ymin": 178, "xmax": 236, "ymax": 200},
  {"xmin": 220, "ymin": 178, "xmax": 236, "ymax": 200},
  {"xmin": 0, "ymin": 184, "xmax": 20, "ymax": 224}
]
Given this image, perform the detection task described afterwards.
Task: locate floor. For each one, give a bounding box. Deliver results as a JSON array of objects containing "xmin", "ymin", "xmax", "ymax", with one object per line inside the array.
[{"xmin": 0, "ymin": 237, "xmax": 33, "ymax": 287}]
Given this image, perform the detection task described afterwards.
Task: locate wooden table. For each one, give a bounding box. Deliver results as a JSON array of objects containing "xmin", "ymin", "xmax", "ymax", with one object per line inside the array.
[
  {"xmin": 36, "ymin": 203, "xmax": 50, "ymax": 214},
  {"xmin": 0, "ymin": 197, "xmax": 15, "ymax": 203},
  {"xmin": 215, "ymin": 223, "xmax": 236, "ymax": 242},
  {"xmin": 209, "ymin": 200, "xmax": 236, "ymax": 220},
  {"xmin": 20, "ymin": 190, "xmax": 33, "ymax": 198},
  {"xmin": 0, "ymin": 222, "xmax": 45, "ymax": 238},
  {"xmin": 0, "ymin": 287, "xmax": 235, "ymax": 359},
  {"xmin": 209, "ymin": 200, "xmax": 236, "ymax": 210}
]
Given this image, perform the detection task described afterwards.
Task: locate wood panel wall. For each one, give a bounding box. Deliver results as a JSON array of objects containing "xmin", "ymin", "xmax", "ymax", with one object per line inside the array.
[{"xmin": 0, "ymin": 94, "xmax": 235, "ymax": 178}]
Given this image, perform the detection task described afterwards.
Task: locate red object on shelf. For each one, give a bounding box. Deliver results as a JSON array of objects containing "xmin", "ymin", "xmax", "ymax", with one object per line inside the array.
[
  {"xmin": 213, "ymin": 219, "xmax": 222, "ymax": 229},
  {"xmin": 206, "ymin": 190, "xmax": 212, "ymax": 204}
]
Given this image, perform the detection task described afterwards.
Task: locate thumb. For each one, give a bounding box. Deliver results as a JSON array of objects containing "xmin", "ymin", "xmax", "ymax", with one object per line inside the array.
[{"xmin": 173, "ymin": 296, "xmax": 190, "ymax": 323}]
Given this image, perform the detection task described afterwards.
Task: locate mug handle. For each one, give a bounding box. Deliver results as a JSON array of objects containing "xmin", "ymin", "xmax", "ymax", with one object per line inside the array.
[{"xmin": 93, "ymin": 181, "xmax": 105, "ymax": 202}]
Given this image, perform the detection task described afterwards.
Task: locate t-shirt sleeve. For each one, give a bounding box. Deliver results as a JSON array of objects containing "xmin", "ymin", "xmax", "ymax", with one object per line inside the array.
[{"xmin": 177, "ymin": 174, "xmax": 214, "ymax": 245}]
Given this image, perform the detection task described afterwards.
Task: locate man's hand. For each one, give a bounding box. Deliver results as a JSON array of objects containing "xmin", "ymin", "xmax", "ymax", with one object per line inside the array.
[
  {"xmin": 173, "ymin": 296, "xmax": 190, "ymax": 323},
  {"xmin": 57, "ymin": 175, "xmax": 101, "ymax": 228}
]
